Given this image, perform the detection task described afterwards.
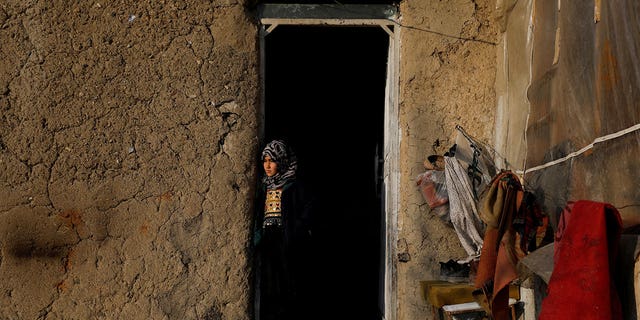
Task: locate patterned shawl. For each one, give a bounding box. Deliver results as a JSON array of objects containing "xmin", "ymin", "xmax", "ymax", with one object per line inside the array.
[{"xmin": 261, "ymin": 139, "xmax": 297, "ymax": 189}]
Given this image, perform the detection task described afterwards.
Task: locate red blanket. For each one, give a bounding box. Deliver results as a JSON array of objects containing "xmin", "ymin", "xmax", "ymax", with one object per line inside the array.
[{"xmin": 539, "ymin": 200, "xmax": 623, "ymax": 320}]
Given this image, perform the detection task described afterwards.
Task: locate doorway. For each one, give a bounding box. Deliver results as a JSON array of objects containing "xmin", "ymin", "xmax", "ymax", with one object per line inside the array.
[{"xmin": 263, "ymin": 25, "xmax": 389, "ymax": 319}]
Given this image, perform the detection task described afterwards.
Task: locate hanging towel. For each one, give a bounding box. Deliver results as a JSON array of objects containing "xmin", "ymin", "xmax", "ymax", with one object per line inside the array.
[
  {"xmin": 444, "ymin": 156, "xmax": 485, "ymax": 262},
  {"xmin": 539, "ymin": 200, "xmax": 623, "ymax": 320}
]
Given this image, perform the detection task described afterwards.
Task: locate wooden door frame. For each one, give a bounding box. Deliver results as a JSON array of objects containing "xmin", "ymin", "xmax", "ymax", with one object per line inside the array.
[{"xmin": 257, "ymin": 4, "xmax": 400, "ymax": 320}]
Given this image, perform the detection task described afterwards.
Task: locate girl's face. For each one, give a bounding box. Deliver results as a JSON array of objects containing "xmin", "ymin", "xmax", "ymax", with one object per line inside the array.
[{"xmin": 263, "ymin": 155, "xmax": 278, "ymax": 177}]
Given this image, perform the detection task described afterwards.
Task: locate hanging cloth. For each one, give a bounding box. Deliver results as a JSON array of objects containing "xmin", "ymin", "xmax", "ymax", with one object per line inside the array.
[
  {"xmin": 473, "ymin": 171, "xmax": 523, "ymax": 320},
  {"xmin": 539, "ymin": 200, "xmax": 623, "ymax": 320},
  {"xmin": 444, "ymin": 156, "xmax": 485, "ymax": 262}
]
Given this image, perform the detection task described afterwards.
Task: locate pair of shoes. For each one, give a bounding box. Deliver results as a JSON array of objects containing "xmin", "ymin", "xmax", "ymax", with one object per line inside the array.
[{"xmin": 439, "ymin": 259, "xmax": 470, "ymax": 282}]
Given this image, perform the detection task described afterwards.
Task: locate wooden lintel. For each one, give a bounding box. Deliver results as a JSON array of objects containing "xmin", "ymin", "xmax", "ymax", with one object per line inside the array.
[
  {"xmin": 258, "ymin": 4, "xmax": 398, "ymax": 21},
  {"xmin": 260, "ymin": 18, "xmax": 395, "ymax": 27}
]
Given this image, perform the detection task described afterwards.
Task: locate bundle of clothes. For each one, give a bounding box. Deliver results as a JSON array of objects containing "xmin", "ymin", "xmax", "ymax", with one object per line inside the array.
[{"xmin": 418, "ymin": 127, "xmax": 626, "ymax": 320}]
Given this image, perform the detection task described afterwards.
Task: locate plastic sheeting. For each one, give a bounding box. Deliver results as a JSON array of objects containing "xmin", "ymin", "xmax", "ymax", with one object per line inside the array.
[{"xmin": 498, "ymin": 0, "xmax": 640, "ymax": 229}]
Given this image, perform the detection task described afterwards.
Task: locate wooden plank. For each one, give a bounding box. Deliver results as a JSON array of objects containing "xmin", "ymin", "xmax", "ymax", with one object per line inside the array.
[
  {"xmin": 258, "ymin": 4, "xmax": 397, "ymax": 20},
  {"xmin": 261, "ymin": 18, "xmax": 395, "ymax": 26}
]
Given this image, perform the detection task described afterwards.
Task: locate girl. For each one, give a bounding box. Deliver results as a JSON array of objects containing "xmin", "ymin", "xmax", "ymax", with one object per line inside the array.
[{"xmin": 253, "ymin": 139, "xmax": 314, "ymax": 320}]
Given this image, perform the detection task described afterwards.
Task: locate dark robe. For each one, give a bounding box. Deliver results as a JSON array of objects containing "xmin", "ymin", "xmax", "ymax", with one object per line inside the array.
[{"xmin": 253, "ymin": 180, "xmax": 314, "ymax": 320}]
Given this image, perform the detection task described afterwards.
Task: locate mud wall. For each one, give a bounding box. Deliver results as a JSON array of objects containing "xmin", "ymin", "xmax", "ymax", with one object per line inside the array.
[
  {"xmin": 0, "ymin": 0, "xmax": 503, "ymax": 319},
  {"xmin": 396, "ymin": 0, "xmax": 498, "ymax": 319},
  {"xmin": 0, "ymin": 1, "xmax": 259, "ymax": 319}
]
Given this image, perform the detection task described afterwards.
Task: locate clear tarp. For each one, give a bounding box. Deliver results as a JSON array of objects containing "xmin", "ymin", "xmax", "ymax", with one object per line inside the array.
[{"xmin": 499, "ymin": 0, "xmax": 640, "ymax": 230}]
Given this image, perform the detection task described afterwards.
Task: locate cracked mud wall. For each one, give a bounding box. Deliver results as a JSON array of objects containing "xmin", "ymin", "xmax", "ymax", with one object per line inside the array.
[
  {"xmin": 397, "ymin": 0, "xmax": 499, "ymax": 319},
  {"xmin": 0, "ymin": 1, "xmax": 259, "ymax": 319},
  {"xmin": 1, "ymin": 0, "xmax": 505, "ymax": 319}
]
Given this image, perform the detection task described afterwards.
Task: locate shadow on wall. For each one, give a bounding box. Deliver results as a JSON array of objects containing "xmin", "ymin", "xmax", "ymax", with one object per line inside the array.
[{"xmin": 0, "ymin": 207, "xmax": 107, "ymax": 276}]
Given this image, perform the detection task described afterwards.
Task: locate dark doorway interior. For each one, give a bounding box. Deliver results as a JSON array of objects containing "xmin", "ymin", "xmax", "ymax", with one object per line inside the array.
[{"xmin": 264, "ymin": 25, "xmax": 388, "ymax": 319}]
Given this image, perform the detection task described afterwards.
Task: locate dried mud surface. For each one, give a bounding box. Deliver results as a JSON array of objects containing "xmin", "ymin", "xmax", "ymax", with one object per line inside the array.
[
  {"xmin": 1, "ymin": 0, "xmax": 501, "ymax": 319},
  {"xmin": 0, "ymin": 1, "xmax": 259, "ymax": 319},
  {"xmin": 397, "ymin": 0, "xmax": 499, "ymax": 319}
]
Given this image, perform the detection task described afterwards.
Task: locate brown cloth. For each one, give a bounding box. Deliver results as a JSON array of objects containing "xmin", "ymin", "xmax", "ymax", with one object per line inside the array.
[{"xmin": 474, "ymin": 171, "xmax": 523, "ymax": 320}]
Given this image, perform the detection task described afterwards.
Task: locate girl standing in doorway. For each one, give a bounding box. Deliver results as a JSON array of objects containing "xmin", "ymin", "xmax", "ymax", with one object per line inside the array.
[{"xmin": 253, "ymin": 139, "xmax": 314, "ymax": 320}]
